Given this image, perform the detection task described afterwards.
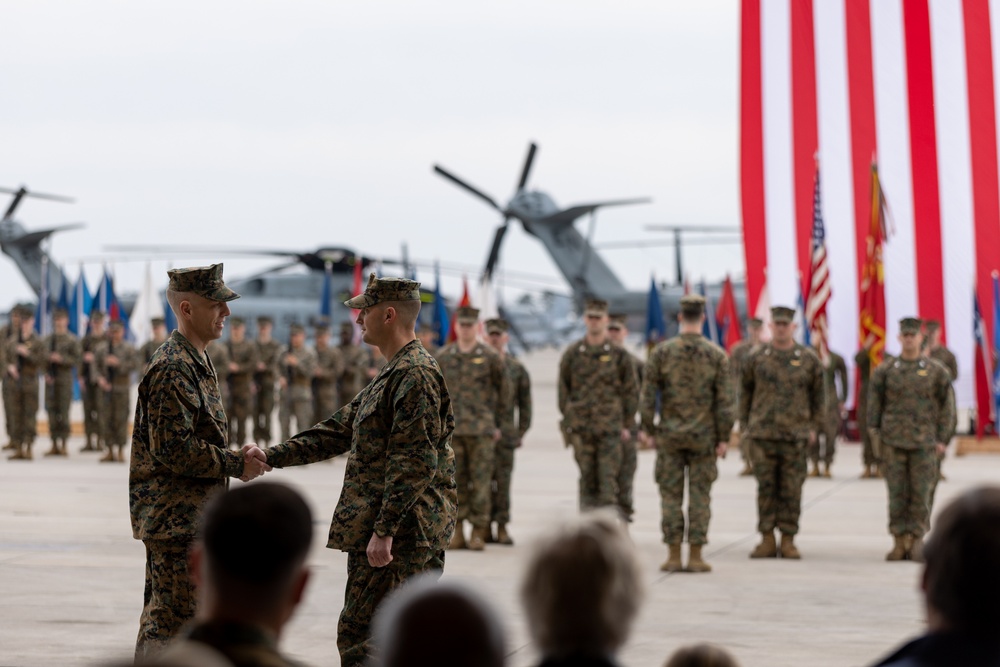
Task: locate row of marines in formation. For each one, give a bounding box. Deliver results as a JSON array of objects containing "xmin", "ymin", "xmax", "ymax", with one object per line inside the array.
[{"xmin": 0, "ymin": 304, "xmax": 386, "ymax": 462}]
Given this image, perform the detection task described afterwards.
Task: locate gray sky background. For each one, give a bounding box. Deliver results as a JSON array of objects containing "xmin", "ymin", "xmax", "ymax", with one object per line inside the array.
[{"xmin": 1, "ymin": 1, "xmax": 742, "ymax": 309}]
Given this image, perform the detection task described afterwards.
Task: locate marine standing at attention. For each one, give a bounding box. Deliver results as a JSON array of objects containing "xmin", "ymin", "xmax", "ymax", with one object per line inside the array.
[
  {"xmin": 741, "ymin": 306, "xmax": 824, "ymax": 560},
  {"xmin": 254, "ymin": 274, "xmax": 457, "ymax": 667},
  {"xmin": 868, "ymin": 317, "xmax": 955, "ymax": 562},
  {"xmin": 224, "ymin": 316, "xmax": 258, "ymax": 449},
  {"xmin": 607, "ymin": 313, "xmax": 643, "ymax": 524},
  {"xmin": 96, "ymin": 319, "xmax": 138, "ymax": 463},
  {"xmin": 129, "ymin": 264, "xmax": 269, "ymax": 660},
  {"xmin": 640, "ymin": 295, "xmax": 733, "ymax": 573},
  {"xmin": 43, "ymin": 307, "xmax": 82, "ymax": 458},
  {"xmin": 252, "ymin": 316, "xmax": 281, "ymax": 448},
  {"xmin": 729, "ymin": 317, "xmax": 763, "ymax": 476},
  {"xmin": 558, "ymin": 299, "xmax": 639, "ymax": 512}
]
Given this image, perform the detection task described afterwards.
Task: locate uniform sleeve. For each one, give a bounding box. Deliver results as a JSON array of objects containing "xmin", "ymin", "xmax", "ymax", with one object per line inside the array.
[
  {"xmin": 936, "ymin": 373, "xmax": 957, "ymax": 444},
  {"xmin": 619, "ymin": 350, "xmax": 639, "ymax": 429},
  {"xmin": 297, "ymin": 348, "xmax": 318, "ymax": 380},
  {"xmin": 714, "ymin": 353, "xmax": 735, "ymax": 442},
  {"xmin": 868, "ymin": 365, "xmax": 886, "ymax": 430},
  {"xmin": 557, "ymin": 348, "xmax": 572, "ymax": 416},
  {"xmin": 739, "ymin": 353, "xmax": 756, "ymax": 426},
  {"xmin": 373, "ymin": 367, "xmax": 444, "ymax": 538},
  {"xmin": 517, "ymin": 365, "xmax": 532, "ymax": 438},
  {"xmin": 66, "ymin": 338, "xmax": 83, "ymax": 368},
  {"xmin": 145, "ymin": 363, "xmax": 244, "ymax": 479},
  {"xmin": 493, "ymin": 354, "xmax": 510, "ymax": 431},
  {"xmin": 835, "ymin": 355, "xmax": 848, "ymax": 403},
  {"xmin": 330, "ymin": 348, "xmax": 345, "ymax": 380},
  {"xmin": 639, "ymin": 348, "xmax": 662, "ymax": 432},
  {"xmin": 810, "ymin": 357, "xmax": 826, "ymax": 432},
  {"xmin": 947, "ymin": 352, "xmax": 959, "ymax": 382},
  {"xmin": 238, "ymin": 344, "xmax": 259, "ymax": 375},
  {"xmin": 266, "ymin": 400, "xmax": 356, "ymax": 467}
]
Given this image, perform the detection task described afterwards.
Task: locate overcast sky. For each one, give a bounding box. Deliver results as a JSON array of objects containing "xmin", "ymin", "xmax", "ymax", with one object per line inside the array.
[{"xmin": 1, "ymin": 1, "xmax": 742, "ymax": 309}]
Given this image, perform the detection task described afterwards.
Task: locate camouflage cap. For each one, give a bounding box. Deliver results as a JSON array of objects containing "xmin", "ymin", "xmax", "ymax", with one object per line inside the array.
[
  {"xmin": 151, "ymin": 316, "xmax": 166, "ymax": 327},
  {"xmin": 899, "ymin": 317, "xmax": 923, "ymax": 334},
  {"xmin": 167, "ymin": 263, "xmax": 240, "ymax": 302},
  {"xmin": 455, "ymin": 306, "xmax": 480, "ymax": 324},
  {"xmin": 108, "ymin": 319, "xmax": 124, "ymax": 330},
  {"xmin": 229, "ymin": 316, "xmax": 245, "ymax": 327},
  {"xmin": 289, "ymin": 323, "xmax": 305, "ymax": 335},
  {"xmin": 344, "ymin": 273, "xmax": 421, "ymax": 309},
  {"xmin": 923, "ymin": 319, "xmax": 941, "ymax": 333},
  {"xmin": 747, "ymin": 316, "xmax": 763, "ymax": 328},
  {"xmin": 584, "ymin": 299, "xmax": 609, "ymax": 316},
  {"xmin": 607, "ymin": 313, "xmax": 628, "ymax": 329},
  {"xmin": 485, "ymin": 318, "xmax": 508, "ymax": 334},
  {"xmin": 18, "ymin": 304, "xmax": 35, "ymax": 319},
  {"xmin": 89, "ymin": 309, "xmax": 106, "ymax": 322},
  {"xmin": 680, "ymin": 294, "xmax": 706, "ymax": 316},
  {"xmin": 340, "ymin": 321, "xmax": 355, "ymax": 333},
  {"xmin": 53, "ymin": 307, "xmax": 69, "ymax": 319},
  {"xmin": 257, "ymin": 315, "xmax": 273, "ymax": 326},
  {"xmin": 771, "ymin": 306, "xmax": 796, "ymax": 323}
]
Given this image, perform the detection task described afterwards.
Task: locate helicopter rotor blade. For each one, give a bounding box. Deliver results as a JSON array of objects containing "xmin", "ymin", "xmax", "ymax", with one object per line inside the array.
[
  {"xmin": 432, "ymin": 165, "xmax": 503, "ymax": 212},
  {"xmin": 483, "ymin": 218, "xmax": 511, "ymax": 280},
  {"xmin": 516, "ymin": 142, "xmax": 537, "ymax": 191},
  {"xmin": 0, "ymin": 186, "xmax": 75, "ymax": 203}
]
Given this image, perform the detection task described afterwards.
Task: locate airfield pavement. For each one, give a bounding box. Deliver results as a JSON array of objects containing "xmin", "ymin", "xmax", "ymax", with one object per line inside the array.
[{"xmin": 1, "ymin": 347, "xmax": 998, "ymax": 667}]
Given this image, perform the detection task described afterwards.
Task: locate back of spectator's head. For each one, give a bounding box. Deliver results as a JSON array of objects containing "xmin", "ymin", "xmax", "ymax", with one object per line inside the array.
[
  {"xmin": 372, "ymin": 574, "xmax": 505, "ymax": 667},
  {"xmin": 922, "ymin": 485, "xmax": 1000, "ymax": 637},
  {"xmin": 665, "ymin": 643, "xmax": 740, "ymax": 667},
  {"xmin": 521, "ymin": 510, "xmax": 644, "ymax": 659},
  {"xmin": 195, "ymin": 482, "xmax": 313, "ymax": 613}
]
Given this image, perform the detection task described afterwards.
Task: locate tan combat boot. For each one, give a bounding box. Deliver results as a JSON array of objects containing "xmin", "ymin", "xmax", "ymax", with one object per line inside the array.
[
  {"xmin": 779, "ymin": 533, "xmax": 801, "ymax": 559},
  {"xmin": 448, "ymin": 521, "xmax": 466, "ymax": 550},
  {"xmin": 907, "ymin": 535, "xmax": 924, "ymax": 563},
  {"xmin": 44, "ymin": 440, "xmax": 61, "ymax": 457},
  {"xmin": 750, "ymin": 532, "xmax": 777, "ymax": 558},
  {"xmin": 822, "ymin": 463, "xmax": 832, "ymax": 478},
  {"xmin": 99, "ymin": 447, "xmax": 116, "ymax": 463},
  {"xmin": 468, "ymin": 526, "xmax": 488, "ymax": 551},
  {"xmin": 7, "ymin": 442, "xmax": 25, "ymax": 460},
  {"xmin": 860, "ymin": 466, "xmax": 872, "ymax": 479},
  {"xmin": 2, "ymin": 440, "xmax": 15, "ymax": 451},
  {"xmin": 496, "ymin": 524, "xmax": 513, "ymax": 546},
  {"xmin": 58, "ymin": 439, "xmax": 69, "ymax": 456},
  {"xmin": 80, "ymin": 434, "xmax": 95, "ymax": 452},
  {"xmin": 660, "ymin": 543, "xmax": 683, "ymax": 572},
  {"xmin": 686, "ymin": 545, "xmax": 712, "ymax": 573},
  {"xmin": 885, "ymin": 535, "xmax": 907, "ymax": 561},
  {"xmin": 808, "ymin": 461, "xmax": 821, "ymax": 477}
]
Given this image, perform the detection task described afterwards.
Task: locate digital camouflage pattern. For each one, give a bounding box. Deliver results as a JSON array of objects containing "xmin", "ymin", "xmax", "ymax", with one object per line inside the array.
[
  {"xmin": 559, "ymin": 338, "xmax": 639, "ymax": 509},
  {"xmin": 492, "ymin": 354, "xmax": 532, "ymax": 526},
  {"xmin": 434, "ymin": 342, "xmax": 506, "ymax": 529},
  {"xmin": 4, "ymin": 332, "xmax": 45, "ymax": 448},
  {"xmin": 164, "ymin": 619, "xmax": 303, "ymax": 667},
  {"xmin": 43, "ymin": 330, "xmax": 82, "ymax": 440},
  {"xmin": 278, "ymin": 343, "xmax": 317, "ymax": 441},
  {"xmin": 928, "ymin": 345, "xmax": 958, "ymax": 381},
  {"xmin": 728, "ymin": 338, "xmax": 760, "ymax": 464},
  {"xmin": 810, "ymin": 349, "xmax": 847, "ymax": 465},
  {"xmin": 96, "ymin": 339, "xmax": 139, "ymax": 448},
  {"xmin": 338, "ymin": 342, "xmax": 370, "ymax": 409},
  {"xmin": 253, "ymin": 337, "xmax": 281, "ymax": 445},
  {"xmin": 641, "ymin": 333, "xmax": 732, "ymax": 544},
  {"xmin": 869, "ymin": 356, "xmax": 956, "ymax": 537},
  {"xmin": 140, "ymin": 338, "xmax": 167, "ymax": 374},
  {"xmin": 129, "ymin": 330, "xmax": 246, "ymax": 542},
  {"xmin": 265, "ymin": 339, "xmax": 457, "ymax": 551},
  {"xmin": 136, "ymin": 538, "xmax": 196, "ymax": 661},
  {"xmin": 80, "ymin": 330, "xmax": 107, "ymax": 445},
  {"xmin": 312, "ymin": 343, "xmax": 344, "ymax": 424},
  {"xmin": 741, "ymin": 343, "xmax": 824, "ymax": 537},
  {"xmin": 207, "ymin": 341, "xmax": 231, "ymax": 404},
  {"xmin": 618, "ymin": 350, "xmax": 644, "ymax": 520},
  {"xmin": 854, "ymin": 348, "xmax": 877, "ymax": 465},
  {"xmin": 739, "ymin": 344, "xmax": 825, "ymax": 441},
  {"xmin": 225, "ymin": 338, "xmax": 258, "ymax": 447}
]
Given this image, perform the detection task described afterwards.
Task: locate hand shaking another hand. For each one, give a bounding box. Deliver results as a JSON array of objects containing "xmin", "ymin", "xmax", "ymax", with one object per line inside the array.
[{"xmin": 239, "ymin": 444, "xmax": 273, "ymax": 482}]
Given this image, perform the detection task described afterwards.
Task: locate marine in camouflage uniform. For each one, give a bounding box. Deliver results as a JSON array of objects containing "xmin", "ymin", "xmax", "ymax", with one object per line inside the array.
[
  {"xmin": 436, "ymin": 306, "xmax": 508, "ymax": 551},
  {"xmin": 923, "ymin": 319, "xmax": 957, "ymax": 490},
  {"xmin": 224, "ymin": 317, "xmax": 258, "ymax": 448},
  {"xmin": 855, "ymin": 339, "xmax": 882, "ymax": 478},
  {"xmin": 129, "ymin": 264, "xmax": 263, "ymax": 660},
  {"xmin": 741, "ymin": 306, "xmax": 824, "ymax": 560},
  {"xmin": 1, "ymin": 305, "xmax": 23, "ymax": 451},
  {"xmin": 312, "ymin": 322, "xmax": 344, "ymax": 425},
  {"xmin": 484, "ymin": 317, "xmax": 532, "ymax": 545},
  {"xmin": 263, "ymin": 275, "xmax": 457, "ymax": 667},
  {"xmin": 558, "ymin": 299, "xmax": 639, "ymax": 513},
  {"xmin": 97, "ymin": 320, "xmax": 139, "ymax": 463},
  {"xmin": 869, "ymin": 318, "xmax": 956, "ymax": 562},
  {"xmin": 607, "ymin": 313, "xmax": 643, "ymax": 522},
  {"xmin": 139, "ymin": 317, "xmax": 169, "ymax": 376},
  {"xmin": 278, "ymin": 323, "xmax": 317, "ymax": 441},
  {"xmin": 729, "ymin": 317, "xmax": 763, "ymax": 476},
  {"xmin": 338, "ymin": 321, "xmax": 370, "ymax": 409},
  {"xmin": 640, "ymin": 295, "xmax": 733, "ymax": 573},
  {"xmin": 207, "ymin": 340, "xmax": 231, "ymax": 406},
  {"xmin": 79, "ymin": 310, "xmax": 108, "ymax": 452},
  {"xmin": 808, "ymin": 346, "xmax": 847, "ymax": 478},
  {"xmin": 43, "ymin": 308, "xmax": 82, "ymax": 457},
  {"xmin": 252, "ymin": 316, "xmax": 281, "ymax": 447},
  {"xmin": 5, "ymin": 307, "xmax": 45, "ymax": 461}
]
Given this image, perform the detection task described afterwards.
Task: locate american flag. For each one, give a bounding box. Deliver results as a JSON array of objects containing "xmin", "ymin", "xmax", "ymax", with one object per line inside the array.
[{"xmin": 804, "ymin": 165, "xmax": 831, "ymax": 363}]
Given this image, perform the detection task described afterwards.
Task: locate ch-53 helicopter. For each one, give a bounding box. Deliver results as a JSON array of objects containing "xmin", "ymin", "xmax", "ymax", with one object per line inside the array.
[{"xmin": 433, "ymin": 141, "xmax": 747, "ymax": 337}]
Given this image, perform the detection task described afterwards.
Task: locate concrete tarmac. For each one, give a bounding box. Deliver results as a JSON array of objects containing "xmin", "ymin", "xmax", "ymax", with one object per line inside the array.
[{"xmin": 0, "ymin": 348, "xmax": 995, "ymax": 667}]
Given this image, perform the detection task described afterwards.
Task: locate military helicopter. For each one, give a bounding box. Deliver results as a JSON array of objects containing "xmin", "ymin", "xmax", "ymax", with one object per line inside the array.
[{"xmin": 433, "ymin": 142, "xmax": 747, "ymax": 335}]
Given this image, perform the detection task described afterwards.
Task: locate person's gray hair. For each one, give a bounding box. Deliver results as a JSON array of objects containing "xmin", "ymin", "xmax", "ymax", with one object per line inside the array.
[
  {"xmin": 521, "ymin": 509, "xmax": 644, "ymax": 658},
  {"xmin": 372, "ymin": 574, "xmax": 505, "ymax": 667}
]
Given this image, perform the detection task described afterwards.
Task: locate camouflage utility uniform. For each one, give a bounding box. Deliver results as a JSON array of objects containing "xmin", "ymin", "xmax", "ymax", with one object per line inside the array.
[
  {"xmin": 80, "ymin": 329, "xmax": 107, "ymax": 449},
  {"xmin": 161, "ymin": 621, "xmax": 299, "ymax": 667},
  {"xmin": 741, "ymin": 343, "xmax": 824, "ymax": 539},
  {"xmin": 313, "ymin": 342, "xmax": 344, "ymax": 425},
  {"xmin": 130, "ymin": 330, "xmax": 249, "ymax": 660},
  {"xmin": 43, "ymin": 329, "xmax": 82, "ymax": 451},
  {"xmin": 4, "ymin": 330, "xmax": 45, "ymax": 459},
  {"xmin": 729, "ymin": 338, "xmax": 758, "ymax": 468},
  {"xmin": 279, "ymin": 342, "xmax": 317, "ymax": 441},
  {"xmin": 617, "ymin": 350, "xmax": 643, "ymax": 521},
  {"xmin": 492, "ymin": 354, "xmax": 532, "ymax": 528},
  {"xmin": 855, "ymin": 348, "xmax": 879, "ymax": 469},
  {"xmin": 869, "ymin": 356, "xmax": 955, "ymax": 543},
  {"xmin": 436, "ymin": 342, "xmax": 508, "ymax": 534},
  {"xmin": 253, "ymin": 338, "xmax": 281, "ymax": 445},
  {"xmin": 641, "ymin": 333, "xmax": 732, "ymax": 549},
  {"xmin": 139, "ymin": 338, "xmax": 166, "ymax": 375},
  {"xmin": 226, "ymin": 338, "xmax": 258, "ymax": 447},
  {"xmin": 207, "ymin": 341, "xmax": 231, "ymax": 405},
  {"xmin": 266, "ymin": 339, "xmax": 457, "ymax": 667},
  {"xmin": 558, "ymin": 339, "xmax": 639, "ymax": 510},
  {"xmin": 338, "ymin": 340, "xmax": 369, "ymax": 409},
  {"xmin": 96, "ymin": 337, "xmax": 138, "ymax": 459},
  {"xmin": 810, "ymin": 349, "xmax": 847, "ymax": 471}
]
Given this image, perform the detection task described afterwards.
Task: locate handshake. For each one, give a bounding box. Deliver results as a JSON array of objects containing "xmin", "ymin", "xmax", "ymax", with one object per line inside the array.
[{"xmin": 239, "ymin": 444, "xmax": 272, "ymax": 482}]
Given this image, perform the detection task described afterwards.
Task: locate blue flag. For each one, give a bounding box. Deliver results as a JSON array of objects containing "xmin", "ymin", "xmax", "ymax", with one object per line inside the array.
[
  {"xmin": 646, "ymin": 276, "xmax": 666, "ymax": 344},
  {"xmin": 433, "ymin": 262, "xmax": 449, "ymax": 347},
  {"xmin": 69, "ymin": 269, "xmax": 92, "ymax": 336},
  {"xmin": 94, "ymin": 268, "xmax": 133, "ymax": 341},
  {"xmin": 697, "ymin": 279, "xmax": 720, "ymax": 345}
]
